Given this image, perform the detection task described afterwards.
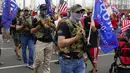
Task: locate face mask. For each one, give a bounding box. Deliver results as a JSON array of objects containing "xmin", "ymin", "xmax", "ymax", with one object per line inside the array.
[
  {"xmin": 40, "ymin": 9, "xmax": 47, "ymax": 18},
  {"xmin": 71, "ymin": 13, "xmax": 82, "ymax": 22}
]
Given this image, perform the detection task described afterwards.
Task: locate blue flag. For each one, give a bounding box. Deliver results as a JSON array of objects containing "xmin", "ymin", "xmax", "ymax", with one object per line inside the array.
[
  {"xmin": 1, "ymin": 0, "xmax": 18, "ymax": 28},
  {"xmin": 93, "ymin": 0, "xmax": 118, "ymax": 53},
  {"xmin": 45, "ymin": 0, "xmax": 54, "ymax": 16}
]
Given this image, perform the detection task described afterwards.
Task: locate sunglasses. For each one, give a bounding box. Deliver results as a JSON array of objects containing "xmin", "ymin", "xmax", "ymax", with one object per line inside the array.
[
  {"xmin": 76, "ymin": 10, "xmax": 82, "ymax": 13},
  {"xmin": 24, "ymin": 10, "xmax": 29, "ymax": 12}
]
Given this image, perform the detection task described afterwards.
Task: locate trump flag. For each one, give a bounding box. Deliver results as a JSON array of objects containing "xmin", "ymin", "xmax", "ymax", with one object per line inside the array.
[
  {"xmin": 45, "ymin": 0, "xmax": 54, "ymax": 16},
  {"xmin": 1, "ymin": 0, "xmax": 18, "ymax": 28},
  {"xmin": 92, "ymin": 0, "xmax": 118, "ymax": 53}
]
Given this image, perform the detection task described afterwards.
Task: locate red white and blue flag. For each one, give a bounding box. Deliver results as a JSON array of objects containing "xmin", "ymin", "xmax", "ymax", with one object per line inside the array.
[
  {"xmin": 1, "ymin": 0, "xmax": 18, "ymax": 28},
  {"xmin": 93, "ymin": 0, "xmax": 118, "ymax": 53},
  {"xmin": 58, "ymin": 1, "xmax": 67, "ymax": 13},
  {"xmin": 121, "ymin": 20, "xmax": 130, "ymax": 32}
]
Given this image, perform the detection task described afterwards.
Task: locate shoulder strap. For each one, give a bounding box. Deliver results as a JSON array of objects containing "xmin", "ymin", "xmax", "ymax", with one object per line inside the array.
[
  {"xmin": 23, "ymin": 16, "xmax": 32, "ymax": 28},
  {"xmin": 23, "ymin": 16, "xmax": 30, "ymax": 25}
]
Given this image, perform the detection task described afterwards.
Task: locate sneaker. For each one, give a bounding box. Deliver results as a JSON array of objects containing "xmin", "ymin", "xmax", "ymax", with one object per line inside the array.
[
  {"xmin": 16, "ymin": 55, "xmax": 22, "ymax": 61},
  {"xmin": 28, "ymin": 65, "xmax": 34, "ymax": 70},
  {"xmin": 23, "ymin": 64, "xmax": 29, "ymax": 67},
  {"xmin": 7, "ymin": 40, "xmax": 10, "ymax": 43}
]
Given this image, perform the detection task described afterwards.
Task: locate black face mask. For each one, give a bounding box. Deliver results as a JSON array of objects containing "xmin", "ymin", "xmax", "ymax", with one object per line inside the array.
[{"xmin": 40, "ymin": 9, "xmax": 47, "ymax": 18}]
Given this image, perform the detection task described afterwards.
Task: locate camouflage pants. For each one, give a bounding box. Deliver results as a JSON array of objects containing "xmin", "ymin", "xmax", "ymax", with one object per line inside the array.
[{"xmin": 34, "ymin": 41, "xmax": 54, "ymax": 73}]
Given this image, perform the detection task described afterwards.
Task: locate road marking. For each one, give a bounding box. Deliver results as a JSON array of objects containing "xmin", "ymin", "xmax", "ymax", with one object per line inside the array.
[
  {"xmin": 50, "ymin": 60, "xmax": 58, "ymax": 63},
  {"xmin": 0, "ymin": 53, "xmax": 114, "ymax": 70},
  {"xmin": 0, "ymin": 65, "xmax": 24, "ymax": 70},
  {"xmin": 99, "ymin": 53, "xmax": 114, "ymax": 56},
  {"xmin": 1, "ymin": 48, "xmax": 14, "ymax": 50}
]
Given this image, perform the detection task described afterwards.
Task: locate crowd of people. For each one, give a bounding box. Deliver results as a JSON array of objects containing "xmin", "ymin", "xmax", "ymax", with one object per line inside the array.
[{"xmin": 0, "ymin": 3, "xmax": 129, "ymax": 73}]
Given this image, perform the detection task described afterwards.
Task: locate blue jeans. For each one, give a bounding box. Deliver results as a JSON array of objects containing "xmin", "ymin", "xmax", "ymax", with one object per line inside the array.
[
  {"xmin": 59, "ymin": 57, "xmax": 86, "ymax": 73},
  {"xmin": 20, "ymin": 35, "xmax": 34, "ymax": 65}
]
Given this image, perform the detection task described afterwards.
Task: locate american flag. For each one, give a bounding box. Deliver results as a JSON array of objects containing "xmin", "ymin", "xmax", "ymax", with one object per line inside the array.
[
  {"xmin": 58, "ymin": 1, "xmax": 67, "ymax": 13},
  {"xmin": 121, "ymin": 20, "xmax": 130, "ymax": 32},
  {"xmin": 111, "ymin": 5, "xmax": 120, "ymax": 14}
]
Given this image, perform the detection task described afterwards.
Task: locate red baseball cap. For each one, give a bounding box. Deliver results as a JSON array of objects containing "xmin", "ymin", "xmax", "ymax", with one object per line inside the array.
[{"xmin": 60, "ymin": 11, "xmax": 67, "ymax": 16}]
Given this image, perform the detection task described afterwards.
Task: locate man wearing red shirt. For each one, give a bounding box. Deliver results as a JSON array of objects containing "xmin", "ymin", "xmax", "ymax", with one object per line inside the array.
[{"xmin": 111, "ymin": 14, "xmax": 118, "ymax": 30}]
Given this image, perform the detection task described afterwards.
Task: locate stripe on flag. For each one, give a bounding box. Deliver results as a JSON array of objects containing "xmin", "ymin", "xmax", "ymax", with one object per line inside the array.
[
  {"xmin": 58, "ymin": 1, "xmax": 67, "ymax": 13},
  {"xmin": 121, "ymin": 20, "xmax": 130, "ymax": 32}
]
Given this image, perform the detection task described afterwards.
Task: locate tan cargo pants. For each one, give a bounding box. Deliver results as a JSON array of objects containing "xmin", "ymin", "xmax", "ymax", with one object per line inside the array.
[{"xmin": 34, "ymin": 40, "xmax": 54, "ymax": 73}]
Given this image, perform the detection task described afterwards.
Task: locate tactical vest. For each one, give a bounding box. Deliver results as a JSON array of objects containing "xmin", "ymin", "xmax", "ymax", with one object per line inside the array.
[
  {"xmin": 58, "ymin": 18, "xmax": 85, "ymax": 53},
  {"xmin": 21, "ymin": 16, "xmax": 33, "ymax": 35},
  {"xmin": 34, "ymin": 16, "xmax": 53, "ymax": 42}
]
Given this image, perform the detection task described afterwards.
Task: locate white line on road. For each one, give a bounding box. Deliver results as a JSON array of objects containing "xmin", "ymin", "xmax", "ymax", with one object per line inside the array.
[
  {"xmin": 1, "ymin": 48, "xmax": 14, "ymax": 50},
  {"xmin": 0, "ymin": 53, "xmax": 114, "ymax": 70},
  {"xmin": 98, "ymin": 53, "xmax": 114, "ymax": 56},
  {"xmin": 0, "ymin": 65, "xmax": 24, "ymax": 70}
]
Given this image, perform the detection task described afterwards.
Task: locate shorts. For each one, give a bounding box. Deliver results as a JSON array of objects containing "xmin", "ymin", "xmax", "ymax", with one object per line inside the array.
[
  {"xmin": 2, "ymin": 27, "xmax": 10, "ymax": 33},
  {"xmin": 90, "ymin": 47, "xmax": 99, "ymax": 63},
  {"xmin": 12, "ymin": 33, "xmax": 20, "ymax": 46}
]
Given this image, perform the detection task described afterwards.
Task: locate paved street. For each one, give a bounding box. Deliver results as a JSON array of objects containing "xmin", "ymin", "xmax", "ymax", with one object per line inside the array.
[{"xmin": 0, "ymin": 38, "xmax": 115, "ymax": 73}]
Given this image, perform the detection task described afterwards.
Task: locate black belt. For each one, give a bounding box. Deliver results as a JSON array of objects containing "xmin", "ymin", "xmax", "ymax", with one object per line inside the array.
[{"xmin": 62, "ymin": 52, "xmax": 82, "ymax": 59}]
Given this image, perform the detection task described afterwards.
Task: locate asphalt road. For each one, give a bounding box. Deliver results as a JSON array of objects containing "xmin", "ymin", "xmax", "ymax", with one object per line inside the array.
[{"xmin": 0, "ymin": 38, "xmax": 115, "ymax": 73}]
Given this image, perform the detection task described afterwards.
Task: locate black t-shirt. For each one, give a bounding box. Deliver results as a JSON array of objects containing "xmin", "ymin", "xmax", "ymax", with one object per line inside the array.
[
  {"xmin": 57, "ymin": 22, "xmax": 71, "ymax": 39},
  {"xmin": 33, "ymin": 18, "xmax": 54, "ymax": 43},
  {"xmin": 84, "ymin": 16, "xmax": 99, "ymax": 47},
  {"xmin": 11, "ymin": 17, "xmax": 17, "ymax": 33}
]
